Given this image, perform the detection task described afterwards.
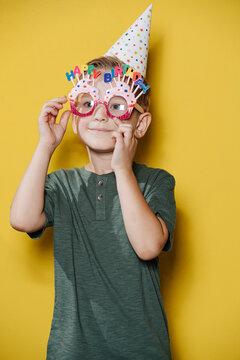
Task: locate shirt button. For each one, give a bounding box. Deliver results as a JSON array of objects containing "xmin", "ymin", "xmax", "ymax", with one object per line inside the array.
[
  {"xmin": 97, "ymin": 194, "xmax": 103, "ymax": 200},
  {"xmin": 98, "ymin": 180, "xmax": 103, "ymax": 186}
]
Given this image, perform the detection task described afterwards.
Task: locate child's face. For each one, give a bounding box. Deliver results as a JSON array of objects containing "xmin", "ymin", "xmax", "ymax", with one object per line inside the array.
[{"xmin": 72, "ymin": 68, "xmax": 145, "ymax": 152}]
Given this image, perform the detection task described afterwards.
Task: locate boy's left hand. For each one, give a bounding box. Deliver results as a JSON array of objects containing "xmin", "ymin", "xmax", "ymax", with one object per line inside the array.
[{"xmin": 111, "ymin": 118, "xmax": 138, "ymax": 172}]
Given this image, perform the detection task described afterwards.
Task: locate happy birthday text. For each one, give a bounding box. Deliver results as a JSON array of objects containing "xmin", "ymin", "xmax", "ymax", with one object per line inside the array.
[{"xmin": 66, "ymin": 65, "xmax": 150, "ymax": 94}]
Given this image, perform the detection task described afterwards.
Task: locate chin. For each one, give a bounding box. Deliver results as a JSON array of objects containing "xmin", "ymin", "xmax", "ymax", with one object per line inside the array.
[
  {"xmin": 84, "ymin": 138, "xmax": 115, "ymax": 152},
  {"xmin": 77, "ymin": 132, "xmax": 116, "ymax": 151},
  {"xmin": 87, "ymin": 145, "xmax": 115, "ymax": 153}
]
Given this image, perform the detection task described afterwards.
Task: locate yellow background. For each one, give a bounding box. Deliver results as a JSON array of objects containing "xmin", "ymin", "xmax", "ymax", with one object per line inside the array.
[{"xmin": 1, "ymin": 0, "xmax": 240, "ymax": 358}]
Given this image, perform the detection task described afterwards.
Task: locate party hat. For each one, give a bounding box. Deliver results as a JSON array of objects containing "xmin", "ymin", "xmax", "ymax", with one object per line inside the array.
[{"xmin": 104, "ymin": 4, "xmax": 152, "ymax": 79}]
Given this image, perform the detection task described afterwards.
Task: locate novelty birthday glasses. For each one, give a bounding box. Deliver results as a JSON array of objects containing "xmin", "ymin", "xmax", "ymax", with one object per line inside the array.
[{"xmin": 66, "ymin": 66, "xmax": 150, "ymax": 120}]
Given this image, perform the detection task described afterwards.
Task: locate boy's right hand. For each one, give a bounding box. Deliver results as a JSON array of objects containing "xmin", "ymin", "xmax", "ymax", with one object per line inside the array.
[{"xmin": 38, "ymin": 95, "xmax": 71, "ymax": 153}]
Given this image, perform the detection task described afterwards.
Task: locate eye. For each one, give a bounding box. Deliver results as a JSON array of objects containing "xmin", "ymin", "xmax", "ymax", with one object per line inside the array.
[
  {"xmin": 110, "ymin": 103, "xmax": 125, "ymax": 111},
  {"xmin": 108, "ymin": 96, "xmax": 128, "ymax": 116},
  {"xmin": 84, "ymin": 101, "xmax": 93, "ymax": 108}
]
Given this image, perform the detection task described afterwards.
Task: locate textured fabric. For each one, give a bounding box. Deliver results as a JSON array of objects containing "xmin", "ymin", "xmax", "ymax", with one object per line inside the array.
[{"xmin": 27, "ymin": 161, "xmax": 176, "ymax": 360}]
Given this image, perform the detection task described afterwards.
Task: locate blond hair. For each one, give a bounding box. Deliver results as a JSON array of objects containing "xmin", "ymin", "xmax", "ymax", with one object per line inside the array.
[{"xmin": 85, "ymin": 55, "xmax": 151, "ymax": 113}]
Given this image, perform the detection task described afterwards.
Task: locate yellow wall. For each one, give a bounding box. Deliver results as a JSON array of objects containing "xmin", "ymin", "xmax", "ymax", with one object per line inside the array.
[{"xmin": 1, "ymin": 0, "xmax": 240, "ymax": 358}]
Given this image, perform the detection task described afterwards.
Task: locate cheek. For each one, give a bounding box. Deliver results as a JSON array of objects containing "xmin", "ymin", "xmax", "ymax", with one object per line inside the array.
[{"xmin": 76, "ymin": 118, "xmax": 89, "ymax": 131}]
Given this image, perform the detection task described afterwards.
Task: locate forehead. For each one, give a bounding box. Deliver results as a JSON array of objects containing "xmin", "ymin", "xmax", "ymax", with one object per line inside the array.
[
  {"xmin": 88, "ymin": 68, "xmax": 113, "ymax": 96},
  {"xmin": 88, "ymin": 67, "xmax": 131, "ymax": 98}
]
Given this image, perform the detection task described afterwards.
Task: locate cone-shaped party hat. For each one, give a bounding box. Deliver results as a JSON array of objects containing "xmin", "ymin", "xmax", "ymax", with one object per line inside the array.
[{"xmin": 104, "ymin": 4, "xmax": 152, "ymax": 79}]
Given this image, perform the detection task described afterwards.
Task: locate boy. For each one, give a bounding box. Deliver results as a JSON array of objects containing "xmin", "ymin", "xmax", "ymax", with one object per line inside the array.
[
  {"xmin": 9, "ymin": 55, "xmax": 176, "ymax": 359},
  {"xmin": 10, "ymin": 5, "xmax": 176, "ymax": 359}
]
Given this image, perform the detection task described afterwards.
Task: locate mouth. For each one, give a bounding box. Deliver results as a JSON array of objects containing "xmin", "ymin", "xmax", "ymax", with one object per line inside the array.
[{"xmin": 89, "ymin": 128, "xmax": 113, "ymax": 132}]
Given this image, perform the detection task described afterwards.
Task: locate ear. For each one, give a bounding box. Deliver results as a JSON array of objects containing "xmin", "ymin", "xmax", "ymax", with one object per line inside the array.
[{"xmin": 134, "ymin": 112, "xmax": 152, "ymax": 139}]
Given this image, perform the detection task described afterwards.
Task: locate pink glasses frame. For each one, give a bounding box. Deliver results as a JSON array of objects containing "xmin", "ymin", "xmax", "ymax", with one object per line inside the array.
[{"xmin": 70, "ymin": 98, "xmax": 134, "ymax": 120}]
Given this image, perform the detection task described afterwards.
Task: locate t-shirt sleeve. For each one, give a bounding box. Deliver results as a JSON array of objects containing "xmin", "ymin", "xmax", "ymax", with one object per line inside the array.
[
  {"xmin": 26, "ymin": 173, "xmax": 56, "ymax": 239},
  {"xmin": 145, "ymin": 172, "xmax": 176, "ymax": 252}
]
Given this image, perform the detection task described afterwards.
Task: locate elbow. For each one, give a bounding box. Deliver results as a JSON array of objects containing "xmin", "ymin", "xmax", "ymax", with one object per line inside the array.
[
  {"xmin": 9, "ymin": 208, "xmax": 25, "ymax": 231},
  {"xmin": 9, "ymin": 205, "xmax": 23, "ymax": 231},
  {"xmin": 9, "ymin": 214, "xmax": 28, "ymax": 232},
  {"xmin": 138, "ymin": 247, "xmax": 162, "ymax": 261},
  {"xmin": 10, "ymin": 218, "xmax": 25, "ymax": 232},
  {"xmin": 9, "ymin": 211, "xmax": 19, "ymax": 230},
  {"xmin": 137, "ymin": 242, "xmax": 162, "ymax": 261},
  {"xmin": 9, "ymin": 211, "xmax": 46, "ymax": 233},
  {"xmin": 138, "ymin": 233, "xmax": 169, "ymax": 261}
]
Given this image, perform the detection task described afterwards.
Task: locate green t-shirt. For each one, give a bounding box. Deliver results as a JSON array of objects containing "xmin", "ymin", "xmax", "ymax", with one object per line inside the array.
[{"xmin": 27, "ymin": 161, "xmax": 176, "ymax": 360}]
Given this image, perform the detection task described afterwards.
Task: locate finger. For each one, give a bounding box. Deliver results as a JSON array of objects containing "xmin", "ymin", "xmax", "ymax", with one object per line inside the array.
[
  {"xmin": 118, "ymin": 125, "xmax": 133, "ymax": 132},
  {"xmin": 118, "ymin": 125, "xmax": 133, "ymax": 136},
  {"xmin": 112, "ymin": 131, "xmax": 124, "ymax": 147},
  {"xmin": 112, "ymin": 117, "xmax": 123, "ymax": 127},
  {"xmin": 113, "ymin": 117, "xmax": 133, "ymax": 131},
  {"xmin": 48, "ymin": 95, "xmax": 68, "ymax": 103},
  {"xmin": 118, "ymin": 125, "xmax": 133, "ymax": 146},
  {"xmin": 59, "ymin": 110, "xmax": 71, "ymax": 132},
  {"xmin": 42, "ymin": 106, "xmax": 58, "ymax": 118},
  {"xmin": 45, "ymin": 101, "xmax": 64, "ymax": 110},
  {"xmin": 118, "ymin": 124, "xmax": 133, "ymax": 130}
]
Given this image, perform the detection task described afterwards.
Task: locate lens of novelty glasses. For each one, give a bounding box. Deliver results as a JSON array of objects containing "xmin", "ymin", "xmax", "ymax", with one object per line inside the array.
[
  {"xmin": 108, "ymin": 96, "xmax": 129, "ymax": 117},
  {"xmin": 74, "ymin": 93, "xmax": 95, "ymax": 114}
]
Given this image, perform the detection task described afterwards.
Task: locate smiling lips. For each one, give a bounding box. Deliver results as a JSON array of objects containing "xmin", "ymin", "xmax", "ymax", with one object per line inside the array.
[{"xmin": 89, "ymin": 128, "xmax": 113, "ymax": 132}]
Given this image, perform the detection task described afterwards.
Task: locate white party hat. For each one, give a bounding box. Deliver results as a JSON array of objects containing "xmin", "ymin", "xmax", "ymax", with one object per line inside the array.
[{"xmin": 104, "ymin": 4, "xmax": 152, "ymax": 79}]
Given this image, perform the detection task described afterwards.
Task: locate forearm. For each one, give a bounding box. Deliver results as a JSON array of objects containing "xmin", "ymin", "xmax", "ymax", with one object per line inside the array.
[
  {"xmin": 115, "ymin": 168, "xmax": 165, "ymax": 260},
  {"xmin": 10, "ymin": 142, "xmax": 53, "ymax": 231}
]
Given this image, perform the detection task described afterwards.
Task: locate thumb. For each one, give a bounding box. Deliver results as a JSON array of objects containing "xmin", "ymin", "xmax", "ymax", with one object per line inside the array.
[
  {"xmin": 59, "ymin": 110, "xmax": 71, "ymax": 132},
  {"xmin": 112, "ymin": 117, "xmax": 122, "ymax": 127}
]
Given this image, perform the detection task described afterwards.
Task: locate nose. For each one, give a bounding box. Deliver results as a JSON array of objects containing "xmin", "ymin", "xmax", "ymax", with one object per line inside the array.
[{"xmin": 93, "ymin": 102, "xmax": 108, "ymax": 121}]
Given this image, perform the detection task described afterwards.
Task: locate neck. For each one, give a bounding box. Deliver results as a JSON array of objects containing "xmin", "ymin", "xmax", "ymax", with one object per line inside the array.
[{"xmin": 85, "ymin": 147, "xmax": 114, "ymax": 174}]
